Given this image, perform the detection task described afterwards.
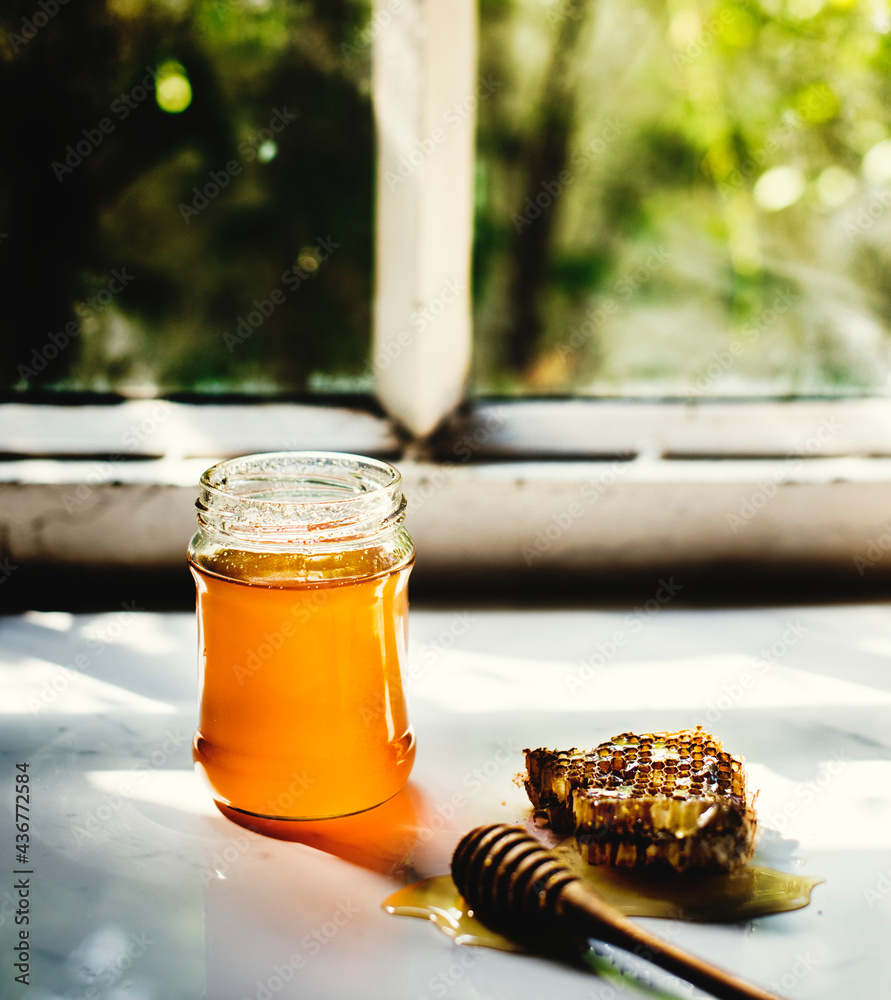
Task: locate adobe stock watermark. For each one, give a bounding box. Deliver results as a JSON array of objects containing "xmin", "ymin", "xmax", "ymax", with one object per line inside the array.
[
  {"xmin": 582, "ymin": 977, "xmax": 686, "ymax": 1000},
  {"xmin": 179, "ymin": 107, "xmax": 298, "ymax": 223},
  {"xmin": 554, "ymin": 248, "xmax": 670, "ymax": 360},
  {"xmin": 416, "ymin": 946, "xmax": 480, "ymax": 1000},
  {"xmin": 403, "ymin": 410, "xmax": 508, "ymax": 514},
  {"xmin": 201, "ymin": 830, "xmax": 253, "ymax": 886},
  {"xmin": 512, "ymin": 119, "xmax": 628, "ymax": 233},
  {"xmin": 685, "ymin": 289, "xmax": 798, "ymax": 397},
  {"xmin": 16, "ymin": 268, "xmax": 136, "ymax": 383},
  {"xmin": 671, "ymin": 7, "xmax": 736, "ymax": 68},
  {"xmin": 373, "ymin": 277, "xmax": 464, "ymax": 372},
  {"xmin": 210, "ymin": 0, "xmax": 266, "ymax": 12},
  {"xmin": 232, "ymin": 590, "xmax": 330, "ymax": 684},
  {"xmin": 201, "ymin": 770, "xmax": 317, "ymax": 886},
  {"xmin": 521, "ymin": 459, "xmax": 631, "ymax": 566},
  {"xmin": 385, "ymin": 75, "xmax": 500, "ymax": 191},
  {"xmin": 71, "ymin": 729, "xmax": 190, "ymax": 845},
  {"xmin": 845, "ymin": 188, "xmax": 891, "ymax": 242},
  {"xmin": 587, "ymin": 922, "xmax": 698, "ymax": 1000},
  {"xmin": 61, "ymin": 400, "xmax": 171, "ymax": 512},
  {"xmin": 27, "ymin": 601, "xmax": 143, "ymax": 713},
  {"xmin": 768, "ymin": 948, "xmax": 824, "ymax": 997},
  {"xmin": 256, "ymin": 772, "xmax": 317, "ymax": 825},
  {"xmin": 222, "ymin": 235, "xmax": 339, "ymax": 353},
  {"xmin": 7, "ymin": 0, "xmax": 71, "ymax": 56},
  {"xmin": 0, "ymin": 556, "xmax": 18, "ymax": 585},
  {"xmin": 358, "ymin": 613, "xmax": 475, "ymax": 733},
  {"xmin": 864, "ymin": 863, "xmax": 891, "ymax": 908},
  {"xmin": 852, "ymin": 522, "xmax": 891, "ymax": 576},
  {"xmin": 241, "ymin": 900, "xmax": 360, "ymax": 1000},
  {"xmin": 51, "ymin": 66, "xmax": 162, "ymax": 181},
  {"xmin": 585, "ymin": 984, "xmax": 621, "ymax": 1000},
  {"xmin": 762, "ymin": 750, "xmax": 849, "ymax": 835},
  {"xmin": 359, "ymin": 611, "xmax": 473, "ymax": 726},
  {"xmin": 542, "ymin": 0, "xmax": 587, "ymax": 27},
  {"xmin": 710, "ymin": 92, "xmax": 831, "ymax": 198},
  {"xmin": 340, "ymin": 0, "xmax": 405, "ymax": 60},
  {"xmin": 406, "ymin": 612, "xmax": 474, "ymax": 687},
  {"xmin": 725, "ymin": 417, "xmax": 842, "ymax": 533},
  {"xmin": 564, "ymin": 578, "xmax": 683, "ymax": 695},
  {"xmin": 704, "ymin": 620, "xmax": 808, "ymax": 724},
  {"xmin": 407, "ymin": 740, "xmax": 523, "ymax": 849}
]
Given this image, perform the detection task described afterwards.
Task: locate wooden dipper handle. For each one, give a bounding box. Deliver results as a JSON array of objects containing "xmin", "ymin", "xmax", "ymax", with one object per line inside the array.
[{"xmin": 451, "ymin": 823, "xmax": 780, "ymax": 1000}]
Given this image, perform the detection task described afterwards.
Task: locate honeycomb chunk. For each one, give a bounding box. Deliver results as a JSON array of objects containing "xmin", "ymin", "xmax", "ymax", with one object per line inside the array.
[{"xmin": 524, "ymin": 726, "xmax": 756, "ymax": 873}]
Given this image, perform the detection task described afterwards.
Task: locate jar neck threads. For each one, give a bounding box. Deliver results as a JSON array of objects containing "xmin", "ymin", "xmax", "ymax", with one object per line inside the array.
[{"xmin": 195, "ymin": 451, "xmax": 406, "ymax": 550}]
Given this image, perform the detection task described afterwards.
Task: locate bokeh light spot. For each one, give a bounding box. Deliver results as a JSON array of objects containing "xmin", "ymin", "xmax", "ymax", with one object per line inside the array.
[
  {"xmin": 816, "ymin": 165, "xmax": 857, "ymax": 207},
  {"xmin": 297, "ymin": 252, "xmax": 319, "ymax": 273},
  {"xmin": 863, "ymin": 140, "xmax": 891, "ymax": 186},
  {"xmin": 754, "ymin": 165, "xmax": 806, "ymax": 211},
  {"xmin": 670, "ymin": 8, "xmax": 701, "ymax": 46},
  {"xmin": 156, "ymin": 60, "xmax": 192, "ymax": 114}
]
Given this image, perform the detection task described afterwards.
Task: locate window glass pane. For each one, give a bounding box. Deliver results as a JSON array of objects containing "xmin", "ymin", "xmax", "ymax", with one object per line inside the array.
[
  {"xmin": 2, "ymin": 0, "xmax": 374, "ymax": 395},
  {"xmin": 473, "ymin": 0, "xmax": 891, "ymax": 397}
]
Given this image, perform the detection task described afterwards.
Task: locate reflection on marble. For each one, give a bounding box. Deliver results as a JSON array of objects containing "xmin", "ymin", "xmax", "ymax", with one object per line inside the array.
[{"xmin": 1, "ymin": 603, "xmax": 890, "ymax": 999}]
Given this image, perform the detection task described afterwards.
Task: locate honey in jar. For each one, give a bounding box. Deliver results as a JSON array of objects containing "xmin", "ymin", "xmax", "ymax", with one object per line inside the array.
[{"xmin": 188, "ymin": 451, "xmax": 416, "ymax": 820}]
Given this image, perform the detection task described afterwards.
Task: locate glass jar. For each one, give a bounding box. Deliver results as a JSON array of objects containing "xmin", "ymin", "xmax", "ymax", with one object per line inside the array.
[{"xmin": 188, "ymin": 451, "xmax": 416, "ymax": 820}]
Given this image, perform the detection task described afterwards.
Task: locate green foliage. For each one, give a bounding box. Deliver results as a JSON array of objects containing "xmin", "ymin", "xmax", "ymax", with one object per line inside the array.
[
  {"xmin": 472, "ymin": 0, "xmax": 891, "ymax": 396},
  {"xmin": 0, "ymin": 0, "xmax": 373, "ymax": 394}
]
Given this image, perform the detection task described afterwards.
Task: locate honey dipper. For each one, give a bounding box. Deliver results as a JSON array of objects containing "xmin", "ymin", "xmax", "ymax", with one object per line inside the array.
[{"xmin": 451, "ymin": 824, "xmax": 781, "ymax": 1000}]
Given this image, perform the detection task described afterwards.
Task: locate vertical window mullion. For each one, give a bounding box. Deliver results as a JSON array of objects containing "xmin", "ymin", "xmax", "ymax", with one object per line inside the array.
[{"xmin": 372, "ymin": 0, "xmax": 477, "ymax": 438}]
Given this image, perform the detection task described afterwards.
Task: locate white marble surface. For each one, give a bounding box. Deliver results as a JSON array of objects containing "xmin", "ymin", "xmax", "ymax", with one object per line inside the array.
[{"xmin": 1, "ymin": 602, "xmax": 891, "ymax": 1000}]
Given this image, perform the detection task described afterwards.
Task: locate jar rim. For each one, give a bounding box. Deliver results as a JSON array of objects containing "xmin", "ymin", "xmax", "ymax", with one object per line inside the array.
[
  {"xmin": 200, "ymin": 450, "xmax": 400, "ymax": 505},
  {"xmin": 196, "ymin": 451, "xmax": 405, "ymax": 545}
]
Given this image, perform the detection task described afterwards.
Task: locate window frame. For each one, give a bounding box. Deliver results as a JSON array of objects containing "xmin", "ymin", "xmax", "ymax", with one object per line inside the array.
[
  {"xmin": 3, "ymin": 0, "xmax": 891, "ymax": 590},
  {"xmin": 371, "ymin": 0, "xmax": 476, "ymax": 437}
]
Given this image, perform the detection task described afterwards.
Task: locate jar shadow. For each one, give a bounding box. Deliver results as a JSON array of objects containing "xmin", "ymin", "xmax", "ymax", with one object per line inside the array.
[{"xmin": 213, "ymin": 782, "xmax": 429, "ymax": 878}]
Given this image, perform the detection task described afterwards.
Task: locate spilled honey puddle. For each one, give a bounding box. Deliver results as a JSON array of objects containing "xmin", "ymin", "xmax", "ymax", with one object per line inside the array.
[
  {"xmin": 567, "ymin": 861, "xmax": 823, "ymax": 923},
  {"xmin": 383, "ymin": 854, "xmax": 823, "ymax": 950},
  {"xmin": 383, "ymin": 874, "xmax": 522, "ymax": 951}
]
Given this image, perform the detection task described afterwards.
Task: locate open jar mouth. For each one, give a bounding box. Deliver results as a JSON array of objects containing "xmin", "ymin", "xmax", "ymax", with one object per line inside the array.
[{"xmin": 196, "ymin": 451, "xmax": 406, "ymax": 546}]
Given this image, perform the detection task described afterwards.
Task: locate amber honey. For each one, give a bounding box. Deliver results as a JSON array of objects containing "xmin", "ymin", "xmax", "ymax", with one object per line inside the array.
[
  {"xmin": 189, "ymin": 452, "xmax": 416, "ymax": 821},
  {"xmin": 383, "ymin": 860, "xmax": 823, "ymax": 945}
]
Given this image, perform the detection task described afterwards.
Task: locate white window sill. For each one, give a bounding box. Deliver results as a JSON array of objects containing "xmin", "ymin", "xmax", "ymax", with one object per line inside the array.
[
  {"xmin": 0, "ymin": 399, "xmax": 398, "ymax": 458},
  {"xmin": 2, "ymin": 399, "xmax": 891, "ymax": 587}
]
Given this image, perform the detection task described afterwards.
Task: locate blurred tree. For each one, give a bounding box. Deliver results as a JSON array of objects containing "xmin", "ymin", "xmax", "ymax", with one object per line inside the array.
[
  {"xmin": 0, "ymin": 0, "xmax": 373, "ymax": 394},
  {"xmin": 474, "ymin": 0, "xmax": 891, "ymax": 396}
]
